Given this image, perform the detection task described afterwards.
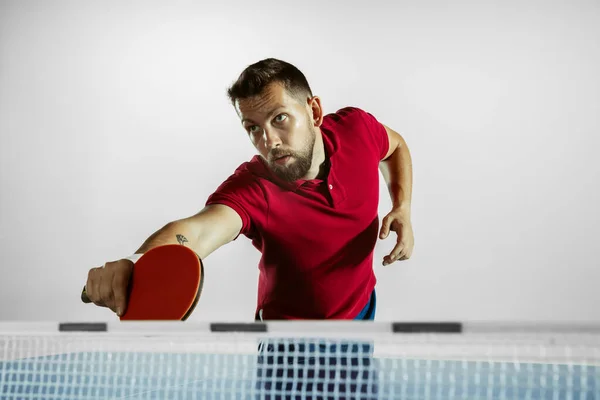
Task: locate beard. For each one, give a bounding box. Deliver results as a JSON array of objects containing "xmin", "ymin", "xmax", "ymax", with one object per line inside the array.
[{"xmin": 267, "ymin": 128, "xmax": 316, "ymax": 182}]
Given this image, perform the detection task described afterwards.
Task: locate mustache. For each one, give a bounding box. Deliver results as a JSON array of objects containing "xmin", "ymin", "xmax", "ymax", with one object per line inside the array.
[{"xmin": 268, "ymin": 148, "xmax": 295, "ymax": 161}]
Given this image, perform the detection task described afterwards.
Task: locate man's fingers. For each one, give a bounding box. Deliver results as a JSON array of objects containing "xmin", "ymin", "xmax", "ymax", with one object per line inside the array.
[
  {"xmin": 84, "ymin": 259, "xmax": 134, "ymax": 316},
  {"xmin": 112, "ymin": 269, "xmax": 129, "ymax": 317},
  {"xmin": 99, "ymin": 273, "xmax": 116, "ymax": 311},
  {"xmin": 383, "ymin": 242, "xmax": 412, "ymax": 265},
  {"xmin": 91, "ymin": 267, "xmax": 104, "ymax": 305},
  {"xmin": 391, "ymin": 243, "xmax": 405, "ymax": 260},
  {"xmin": 85, "ymin": 268, "xmax": 96, "ymax": 301},
  {"xmin": 379, "ymin": 215, "xmax": 392, "ymax": 239},
  {"xmin": 383, "ymin": 243, "xmax": 403, "ymax": 265}
]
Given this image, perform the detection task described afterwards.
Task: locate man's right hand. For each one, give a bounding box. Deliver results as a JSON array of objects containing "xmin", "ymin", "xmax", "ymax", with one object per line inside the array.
[{"xmin": 84, "ymin": 259, "xmax": 134, "ymax": 316}]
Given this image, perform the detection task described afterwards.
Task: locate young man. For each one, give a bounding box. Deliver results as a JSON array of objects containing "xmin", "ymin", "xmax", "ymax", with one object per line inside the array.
[{"xmin": 84, "ymin": 58, "xmax": 414, "ymax": 321}]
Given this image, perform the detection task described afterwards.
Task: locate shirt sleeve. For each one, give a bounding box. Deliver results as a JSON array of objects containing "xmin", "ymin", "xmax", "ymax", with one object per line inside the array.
[
  {"xmin": 205, "ymin": 165, "xmax": 265, "ymax": 238},
  {"xmin": 338, "ymin": 107, "xmax": 390, "ymax": 161}
]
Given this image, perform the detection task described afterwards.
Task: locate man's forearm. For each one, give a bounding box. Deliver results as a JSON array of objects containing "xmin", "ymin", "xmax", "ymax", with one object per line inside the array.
[
  {"xmin": 379, "ymin": 141, "xmax": 413, "ymax": 213},
  {"xmin": 135, "ymin": 220, "xmax": 198, "ymax": 254}
]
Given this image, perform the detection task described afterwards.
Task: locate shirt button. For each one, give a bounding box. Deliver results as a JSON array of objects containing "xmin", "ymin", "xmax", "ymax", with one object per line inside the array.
[{"xmin": 329, "ymin": 184, "xmax": 333, "ymax": 190}]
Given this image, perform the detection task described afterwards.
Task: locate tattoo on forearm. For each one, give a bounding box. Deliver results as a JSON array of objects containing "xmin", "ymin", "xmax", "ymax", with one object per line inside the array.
[{"xmin": 176, "ymin": 234, "xmax": 189, "ymax": 246}]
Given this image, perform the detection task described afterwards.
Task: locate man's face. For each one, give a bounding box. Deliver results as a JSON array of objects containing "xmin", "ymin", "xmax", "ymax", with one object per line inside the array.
[{"xmin": 236, "ymin": 82, "xmax": 317, "ymax": 182}]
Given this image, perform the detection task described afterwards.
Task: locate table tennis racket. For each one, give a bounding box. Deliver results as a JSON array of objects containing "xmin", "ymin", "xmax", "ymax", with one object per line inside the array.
[{"xmin": 81, "ymin": 244, "xmax": 204, "ymax": 320}]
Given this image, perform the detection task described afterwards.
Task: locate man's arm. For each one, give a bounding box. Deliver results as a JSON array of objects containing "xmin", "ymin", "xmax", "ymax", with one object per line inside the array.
[
  {"xmin": 85, "ymin": 204, "xmax": 242, "ymax": 316},
  {"xmin": 135, "ymin": 204, "xmax": 243, "ymax": 260},
  {"xmin": 378, "ymin": 124, "xmax": 414, "ymax": 264},
  {"xmin": 379, "ymin": 125, "xmax": 413, "ymax": 212}
]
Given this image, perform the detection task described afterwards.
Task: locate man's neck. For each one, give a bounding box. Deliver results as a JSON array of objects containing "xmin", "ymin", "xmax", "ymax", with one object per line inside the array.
[{"xmin": 303, "ymin": 130, "xmax": 327, "ymax": 180}]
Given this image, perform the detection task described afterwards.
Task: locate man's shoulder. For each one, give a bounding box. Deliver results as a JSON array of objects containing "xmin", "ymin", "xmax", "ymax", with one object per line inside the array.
[
  {"xmin": 322, "ymin": 106, "xmax": 369, "ymax": 127},
  {"xmin": 206, "ymin": 155, "xmax": 268, "ymax": 206},
  {"xmin": 206, "ymin": 156, "xmax": 270, "ymax": 234},
  {"xmin": 224, "ymin": 155, "xmax": 269, "ymax": 185},
  {"xmin": 321, "ymin": 106, "xmax": 381, "ymax": 142},
  {"xmin": 321, "ymin": 106, "xmax": 389, "ymax": 160}
]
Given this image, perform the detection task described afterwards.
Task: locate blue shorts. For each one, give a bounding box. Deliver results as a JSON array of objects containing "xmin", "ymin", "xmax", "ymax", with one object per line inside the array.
[{"xmin": 354, "ymin": 289, "xmax": 376, "ymax": 320}]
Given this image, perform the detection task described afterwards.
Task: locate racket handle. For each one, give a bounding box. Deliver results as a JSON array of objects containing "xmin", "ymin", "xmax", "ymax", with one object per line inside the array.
[{"xmin": 81, "ymin": 286, "xmax": 92, "ymax": 303}]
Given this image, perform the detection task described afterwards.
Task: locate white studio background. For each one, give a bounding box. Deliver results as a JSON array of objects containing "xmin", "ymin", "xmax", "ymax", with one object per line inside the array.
[{"xmin": 0, "ymin": 0, "xmax": 598, "ymax": 324}]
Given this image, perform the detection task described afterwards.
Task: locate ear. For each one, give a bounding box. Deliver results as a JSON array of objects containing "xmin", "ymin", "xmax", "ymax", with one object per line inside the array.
[{"xmin": 307, "ymin": 95, "xmax": 324, "ymax": 127}]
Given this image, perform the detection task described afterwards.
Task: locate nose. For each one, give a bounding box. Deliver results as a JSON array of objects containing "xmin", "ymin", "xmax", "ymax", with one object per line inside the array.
[{"xmin": 263, "ymin": 127, "xmax": 282, "ymax": 150}]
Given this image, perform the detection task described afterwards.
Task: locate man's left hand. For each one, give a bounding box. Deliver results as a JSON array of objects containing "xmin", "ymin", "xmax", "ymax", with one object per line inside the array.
[{"xmin": 379, "ymin": 208, "xmax": 414, "ymax": 265}]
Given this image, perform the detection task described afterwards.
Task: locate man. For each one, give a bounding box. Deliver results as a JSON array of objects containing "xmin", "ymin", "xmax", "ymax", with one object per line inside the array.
[{"xmin": 84, "ymin": 58, "xmax": 414, "ymax": 321}]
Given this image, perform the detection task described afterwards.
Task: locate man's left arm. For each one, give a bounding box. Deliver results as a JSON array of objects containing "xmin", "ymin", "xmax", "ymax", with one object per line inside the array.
[{"xmin": 378, "ymin": 124, "xmax": 414, "ymax": 265}]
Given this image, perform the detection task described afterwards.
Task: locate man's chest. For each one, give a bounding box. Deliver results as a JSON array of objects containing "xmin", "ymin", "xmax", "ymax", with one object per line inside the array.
[{"xmin": 259, "ymin": 155, "xmax": 382, "ymax": 259}]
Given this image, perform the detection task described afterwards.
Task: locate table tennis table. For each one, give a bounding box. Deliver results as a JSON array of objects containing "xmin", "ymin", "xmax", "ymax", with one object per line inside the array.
[{"xmin": 1, "ymin": 321, "xmax": 599, "ymax": 399}]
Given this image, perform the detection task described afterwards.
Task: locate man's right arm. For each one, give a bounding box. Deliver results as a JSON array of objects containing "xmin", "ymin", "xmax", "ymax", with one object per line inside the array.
[
  {"xmin": 85, "ymin": 204, "xmax": 242, "ymax": 315},
  {"xmin": 135, "ymin": 204, "xmax": 243, "ymax": 260}
]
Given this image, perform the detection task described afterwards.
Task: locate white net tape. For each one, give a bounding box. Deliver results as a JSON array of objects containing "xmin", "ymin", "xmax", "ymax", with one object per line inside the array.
[{"xmin": 1, "ymin": 322, "xmax": 599, "ymax": 399}]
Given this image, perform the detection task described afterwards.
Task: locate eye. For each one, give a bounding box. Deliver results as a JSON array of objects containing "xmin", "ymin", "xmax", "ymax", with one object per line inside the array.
[
  {"xmin": 274, "ymin": 114, "xmax": 287, "ymax": 123},
  {"xmin": 248, "ymin": 125, "xmax": 260, "ymax": 134}
]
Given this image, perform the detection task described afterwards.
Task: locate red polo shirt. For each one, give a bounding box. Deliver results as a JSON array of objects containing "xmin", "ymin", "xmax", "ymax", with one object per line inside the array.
[{"xmin": 206, "ymin": 107, "xmax": 389, "ymax": 319}]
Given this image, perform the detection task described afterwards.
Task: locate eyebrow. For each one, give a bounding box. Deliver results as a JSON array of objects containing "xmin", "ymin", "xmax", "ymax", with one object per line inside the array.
[{"xmin": 241, "ymin": 105, "xmax": 286, "ymax": 125}]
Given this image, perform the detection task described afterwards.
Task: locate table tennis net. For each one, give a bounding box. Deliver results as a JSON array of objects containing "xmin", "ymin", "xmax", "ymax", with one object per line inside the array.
[{"xmin": 1, "ymin": 322, "xmax": 599, "ymax": 399}]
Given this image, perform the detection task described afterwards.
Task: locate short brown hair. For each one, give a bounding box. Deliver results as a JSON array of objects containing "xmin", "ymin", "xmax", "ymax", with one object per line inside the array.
[{"xmin": 227, "ymin": 58, "xmax": 313, "ymax": 106}]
